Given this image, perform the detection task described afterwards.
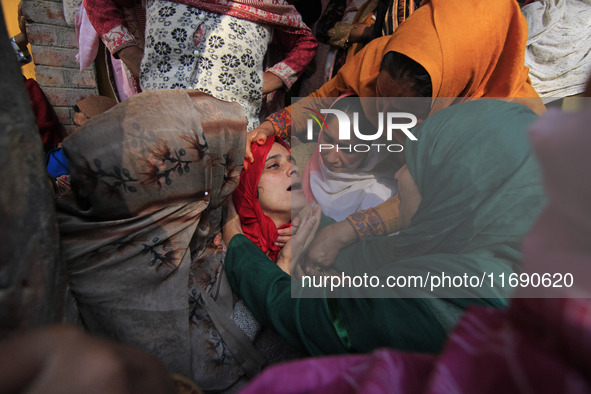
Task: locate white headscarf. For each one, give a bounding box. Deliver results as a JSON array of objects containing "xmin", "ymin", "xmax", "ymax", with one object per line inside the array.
[{"xmin": 304, "ymin": 142, "xmax": 398, "ymax": 221}]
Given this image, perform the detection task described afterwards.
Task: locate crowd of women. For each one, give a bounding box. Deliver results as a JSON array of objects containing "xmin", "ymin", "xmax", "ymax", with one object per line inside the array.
[{"xmin": 14, "ymin": 0, "xmax": 590, "ymax": 392}]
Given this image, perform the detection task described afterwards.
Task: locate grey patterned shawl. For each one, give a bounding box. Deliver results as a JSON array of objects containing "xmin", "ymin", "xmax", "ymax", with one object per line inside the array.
[{"xmin": 56, "ymin": 90, "xmax": 262, "ymax": 391}]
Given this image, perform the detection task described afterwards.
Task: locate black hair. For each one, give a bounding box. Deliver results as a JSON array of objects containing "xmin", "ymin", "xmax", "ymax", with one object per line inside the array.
[{"xmin": 380, "ymin": 51, "xmax": 432, "ymax": 98}]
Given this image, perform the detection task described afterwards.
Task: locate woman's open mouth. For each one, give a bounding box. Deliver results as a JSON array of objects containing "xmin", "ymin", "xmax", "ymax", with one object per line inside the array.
[{"xmin": 288, "ymin": 182, "xmax": 302, "ymax": 192}]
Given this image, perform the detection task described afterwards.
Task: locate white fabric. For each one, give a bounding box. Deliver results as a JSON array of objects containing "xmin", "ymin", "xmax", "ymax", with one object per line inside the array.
[
  {"xmin": 308, "ymin": 147, "xmax": 398, "ymax": 222},
  {"xmin": 522, "ymin": 0, "xmax": 591, "ymax": 101},
  {"xmin": 75, "ymin": 5, "xmax": 100, "ymax": 72}
]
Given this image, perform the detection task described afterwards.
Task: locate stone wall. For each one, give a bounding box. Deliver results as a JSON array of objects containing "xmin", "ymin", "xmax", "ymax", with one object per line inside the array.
[{"xmin": 21, "ymin": 0, "xmax": 97, "ymax": 135}]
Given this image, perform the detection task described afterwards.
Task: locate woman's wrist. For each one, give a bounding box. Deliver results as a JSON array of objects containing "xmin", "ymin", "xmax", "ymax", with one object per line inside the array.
[
  {"xmin": 222, "ymin": 200, "xmax": 244, "ymax": 247},
  {"xmin": 346, "ymin": 24, "xmax": 373, "ymax": 47},
  {"xmin": 116, "ymin": 45, "xmax": 143, "ymax": 77},
  {"xmin": 262, "ymin": 72, "xmax": 285, "ymax": 94},
  {"xmin": 343, "ymin": 25, "xmax": 356, "ymax": 49},
  {"xmin": 261, "ymin": 120, "xmax": 277, "ymax": 138},
  {"xmin": 223, "ymin": 227, "xmax": 242, "ymax": 249},
  {"xmin": 335, "ymin": 219, "xmax": 359, "ymax": 248},
  {"xmin": 264, "ymin": 109, "xmax": 291, "ymax": 141}
]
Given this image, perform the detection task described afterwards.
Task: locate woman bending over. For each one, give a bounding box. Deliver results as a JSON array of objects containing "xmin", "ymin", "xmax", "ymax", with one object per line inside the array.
[{"xmin": 224, "ymin": 99, "xmax": 546, "ymax": 356}]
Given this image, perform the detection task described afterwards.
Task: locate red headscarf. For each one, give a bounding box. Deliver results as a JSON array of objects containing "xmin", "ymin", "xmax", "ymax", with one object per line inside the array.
[{"xmin": 233, "ymin": 137, "xmax": 291, "ymax": 262}]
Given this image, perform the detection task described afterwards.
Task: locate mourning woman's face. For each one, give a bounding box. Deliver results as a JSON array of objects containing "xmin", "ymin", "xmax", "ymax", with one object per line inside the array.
[
  {"xmin": 318, "ymin": 117, "xmax": 366, "ymax": 173},
  {"xmin": 257, "ymin": 143, "xmax": 306, "ymax": 227}
]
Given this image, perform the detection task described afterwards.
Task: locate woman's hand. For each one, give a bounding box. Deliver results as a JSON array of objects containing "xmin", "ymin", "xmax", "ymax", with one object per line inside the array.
[
  {"xmin": 278, "ymin": 203, "xmax": 315, "ymax": 248},
  {"xmin": 277, "ymin": 205, "xmax": 322, "ymax": 276},
  {"xmin": 327, "ymin": 22, "xmax": 355, "ymax": 48},
  {"xmin": 222, "ymin": 198, "xmax": 243, "ymax": 247},
  {"xmin": 289, "ymin": 204, "xmax": 313, "ymax": 235},
  {"xmin": 347, "ymin": 23, "xmax": 374, "ymax": 44},
  {"xmin": 245, "ymin": 121, "xmax": 275, "ymax": 170},
  {"xmin": 300, "ymin": 219, "xmax": 358, "ymax": 275},
  {"xmin": 327, "ymin": 23, "xmax": 373, "ymax": 48},
  {"xmin": 117, "ymin": 45, "xmax": 143, "ymax": 78},
  {"xmin": 275, "ymin": 226, "xmax": 291, "ymax": 248},
  {"xmin": 262, "ymin": 72, "xmax": 285, "ymax": 94}
]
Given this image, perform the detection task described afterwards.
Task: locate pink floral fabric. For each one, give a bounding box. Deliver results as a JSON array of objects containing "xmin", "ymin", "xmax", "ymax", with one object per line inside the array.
[{"xmin": 102, "ymin": 24, "xmax": 137, "ymax": 54}]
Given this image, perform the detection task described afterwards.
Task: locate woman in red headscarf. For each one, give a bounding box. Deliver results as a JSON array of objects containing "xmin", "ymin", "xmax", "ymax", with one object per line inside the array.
[{"xmin": 229, "ymin": 136, "xmax": 313, "ymax": 274}]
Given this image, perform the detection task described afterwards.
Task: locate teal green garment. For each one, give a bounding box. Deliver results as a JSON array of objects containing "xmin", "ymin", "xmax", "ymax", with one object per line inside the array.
[
  {"xmin": 337, "ymin": 100, "xmax": 546, "ymax": 306},
  {"xmin": 226, "ymin": 234, "xmax": 448, "ymax": 355},
  {"xmin": 225, "ymin": 100, "xmax": 547, "ymax": 356},
  {"xmin": 226, "ymin": 234, "xmax": 349, "ymax": 355}
]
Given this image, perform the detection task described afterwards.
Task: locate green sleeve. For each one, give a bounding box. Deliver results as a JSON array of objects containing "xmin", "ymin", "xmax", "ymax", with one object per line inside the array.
[
  {"xmin": 334, "ymin": 297, "xmax": 450, "ymax": 353},
  {"xmin": 225, "ymin": 234, "xmax": 348, "ymax": 356},
  {"xmin": 226, "ymin": 234, "xmax": 453, "ymax": 355}
]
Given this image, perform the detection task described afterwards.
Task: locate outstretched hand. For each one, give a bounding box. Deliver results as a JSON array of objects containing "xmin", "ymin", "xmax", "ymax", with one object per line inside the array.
[
  {"xmin": 277, "ymin": 205, "xmax": 322, "ymax": 277},
  {"xmin": 244, "ymin": 121, "xmax": 275, "ymax": 170}
]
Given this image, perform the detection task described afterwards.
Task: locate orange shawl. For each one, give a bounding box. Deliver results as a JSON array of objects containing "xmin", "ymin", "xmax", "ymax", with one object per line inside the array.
[{"xmin": 304, "ymin": 0, "xmax": 543, "ymax": 115}]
